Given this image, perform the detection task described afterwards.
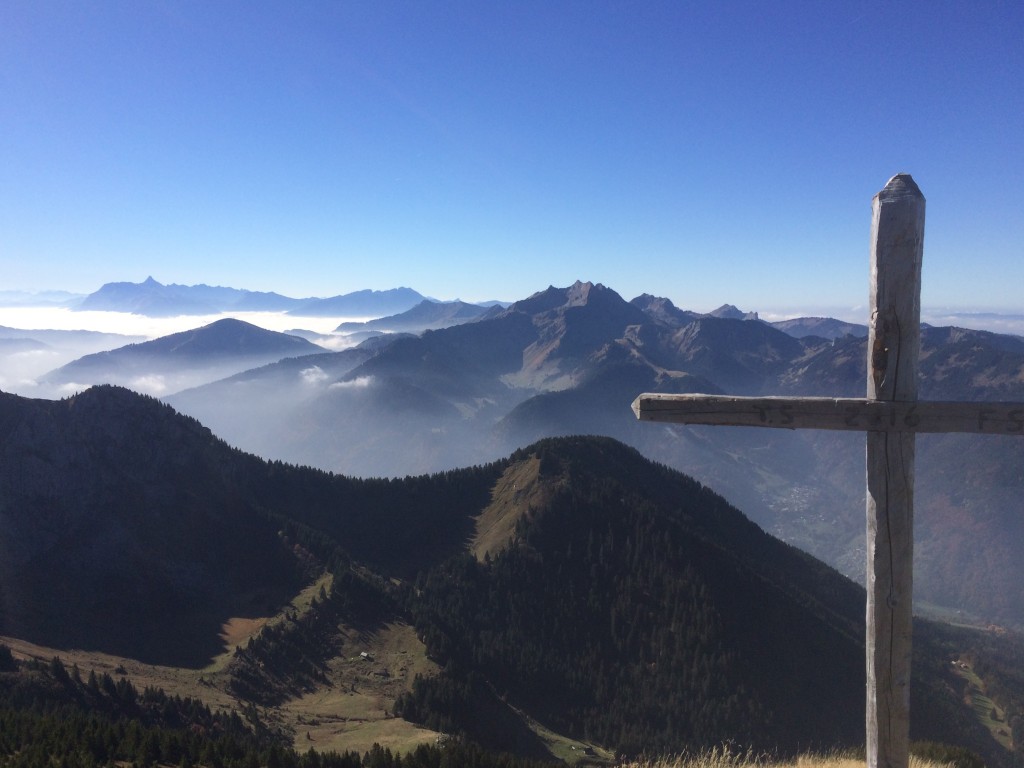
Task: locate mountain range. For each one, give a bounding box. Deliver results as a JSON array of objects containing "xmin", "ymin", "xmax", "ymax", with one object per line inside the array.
[
  {"xmin": 155, "ymin": 281, "xmax": 1024, "ymax": 630},
  {"xmin": 72, "ymin": 277, "xmax": 430, "ymax": 317},
  {"xmin": 334, "ymin": 299, "xmax": 492, "ymax": 334},
  {"xmin": 40, "ymin": 318, "xmax": 325, "ymax": 395},
  {"xmin": 0, "ymin": 384, "xmax": 1012, "ymax": 763}
]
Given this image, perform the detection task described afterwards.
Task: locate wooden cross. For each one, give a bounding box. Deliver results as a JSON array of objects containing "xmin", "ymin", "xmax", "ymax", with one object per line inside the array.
[{"xmin": 631, "ymin": 174, "xmax": 1024, "ymax": 768}]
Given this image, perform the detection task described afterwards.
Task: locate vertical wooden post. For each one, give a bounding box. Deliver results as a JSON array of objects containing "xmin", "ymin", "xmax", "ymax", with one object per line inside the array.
[
  {"xmin": 865, "ymin": 174, "xmax": 925, "ymax": 768},
  {"xmin": 633, "ymin": 174, "xmax": 1024, "ymax": 762}
]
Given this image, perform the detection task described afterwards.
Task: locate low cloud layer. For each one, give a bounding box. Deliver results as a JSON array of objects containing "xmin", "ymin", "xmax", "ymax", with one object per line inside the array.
[
  {"xmin": 922, "ymin": 311, "xmax": 1024, "ymax": 337},
  {"xmin": 129, "ymin": 374, "xmax": 170, "ymax": 395},
  {"xmin": 330, "ymin": 376, "xmax": 374, "ymax": 390},
  {"xmin": 300, "ymin": 366, "xmax": 329, "ymax": 385},
  {"xmin": 0, "ymin": 307, "xmax": 366, "ymax": 339}
]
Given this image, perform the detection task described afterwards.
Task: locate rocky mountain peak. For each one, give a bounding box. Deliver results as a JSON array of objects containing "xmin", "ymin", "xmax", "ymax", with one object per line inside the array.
[{"xmin": 708, "ymin": 303, "xmax": 759, "ymax": 321}]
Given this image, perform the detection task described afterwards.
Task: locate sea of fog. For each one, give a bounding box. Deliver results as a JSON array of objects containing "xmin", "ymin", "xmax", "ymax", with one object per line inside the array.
[
  {"xmin": 0, "ymin": 307, "xmax": 374, "ymax": 398},
  {"xmin": 0, "ymin": 307, "xmax": 368, "ymax": 339},
  {"xmin": 759, "ymin": 308, "xmax": 1024, "ymax": 338},
  {"xmin": 5, "ymin": 305, "xmax": 1023, "ymax": 341}
]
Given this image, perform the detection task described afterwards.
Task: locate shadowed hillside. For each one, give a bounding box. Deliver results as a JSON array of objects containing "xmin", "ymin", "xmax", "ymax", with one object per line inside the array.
[
  {"xmin": 0, "ymin": 387, "xmax": 305, "ymax": 666},
  {"xmin": 399, "ymin": 437, "xmax": 986, "ymax": 757},
  {"xmin": 0, "ymin": 386, "xmax": 1012, "ymax": 763}
]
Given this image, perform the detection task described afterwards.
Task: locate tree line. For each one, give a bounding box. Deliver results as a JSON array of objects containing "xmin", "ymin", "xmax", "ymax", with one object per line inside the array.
[{"xmin": 0, "ymin": 648, "xmax": 549, "ymax": 768}]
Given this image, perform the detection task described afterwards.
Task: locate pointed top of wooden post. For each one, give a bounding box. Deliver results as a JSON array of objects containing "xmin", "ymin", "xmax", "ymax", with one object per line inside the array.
[
  {"xmin": 869, "ymin": 173, "xmax": 925, "ymax": 402},
  {"xmin": 876, "ymin": 173, "xmax": 924, "ymax": 203}
]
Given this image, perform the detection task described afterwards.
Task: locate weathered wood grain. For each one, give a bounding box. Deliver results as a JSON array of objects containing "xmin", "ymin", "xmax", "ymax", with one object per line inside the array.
[
  {"xmin": 631, "ymin": 394, "xmax": 1024, "ymax": 434},
  {"xmin": 865, "ymin": 173, "xmax": 924, "ymax": 768}
]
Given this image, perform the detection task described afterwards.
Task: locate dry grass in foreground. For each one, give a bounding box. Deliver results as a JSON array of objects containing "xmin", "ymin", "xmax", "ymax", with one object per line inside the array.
[{"xmin": 622, "ymin": 747, "xmax": 953, "ymax": 768}]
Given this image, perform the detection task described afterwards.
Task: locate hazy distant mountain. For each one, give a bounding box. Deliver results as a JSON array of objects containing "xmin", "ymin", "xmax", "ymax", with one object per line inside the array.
[
  {"xmin": 0, "ymin": 325, "xmax": 141, "ymax": 347},
  {"xmin": 73, "ymin": 277, "xmax": 429, "ymax": 319},
  {"xmin": 652, "ymin": 315, "xmax": 805, "ymax": 394},
  {"xmin": 76, "ymin": 276, "xmax": 301, "ymax": 316},
  {"xmin": 0, "ymin": 386, "xmax": 999, "ymax": 761},
  {"xmin": 0, "ymin": 326, "xmax": 146, "ymax": 396},
  {"xmin": 289, "ymin": 287, "xmax": 426, "ymax": 317},
  {"xmin": 334, "ymin": 299, "xmax": 490, "ymax": 333},
  {"xmin": 0, "ymin": 289, "xmax": 83, "ymax": 307},
  {"xmin": 0, "ymin": 337, "xmax": 49, "ymax": 354},
  {"xmin": 166, "ymin": 344, "xmax": 382, "ymax": 449},
  {"xmin": 707, "ymin": 302, "xmax": 760, "ymax": 320},
  {"xmin": 771, "ymin": 326, "xmax": 1024, "ymax": 618},
  {"xmin": 170, "ymin": 281, "xmax": 644, "ymax": 474},
  {"xmin": 41, "ymin": 317, "xmax": 324, "ymax": 396},
  {"xmin": 925, "ymin": 310, "xmax": 1024, "ymax": 338},
  {"xmin": 169, "ymin": 279, "xmax": 816, "ymax": 472},
  {"xmin": 771, "ymin": 316, "xmax": 869, "ymax": 339}
]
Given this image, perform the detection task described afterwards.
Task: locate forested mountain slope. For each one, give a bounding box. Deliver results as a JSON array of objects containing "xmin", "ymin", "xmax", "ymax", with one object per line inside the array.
[{"xmin": 1, "ymin": 386, "xmax": 1011, "ymax": 762}]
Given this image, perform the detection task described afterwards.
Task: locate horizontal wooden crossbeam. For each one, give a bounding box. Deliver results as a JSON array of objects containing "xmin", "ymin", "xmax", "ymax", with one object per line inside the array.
[{"xmin": 632, "ymin": 393, "xmax": 1024, "ymax": 435}]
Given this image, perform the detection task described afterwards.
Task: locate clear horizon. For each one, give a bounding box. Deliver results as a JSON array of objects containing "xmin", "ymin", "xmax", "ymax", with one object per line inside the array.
[{"xmin": 2, "ymin": 2, "xmax": 1022, "ymax": 314}]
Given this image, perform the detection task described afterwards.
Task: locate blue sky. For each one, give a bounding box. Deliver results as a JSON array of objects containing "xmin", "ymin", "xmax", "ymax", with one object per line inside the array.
[{"xmin": 2, "ymin": 1, "xmax": 1022, "ymax": 317}]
